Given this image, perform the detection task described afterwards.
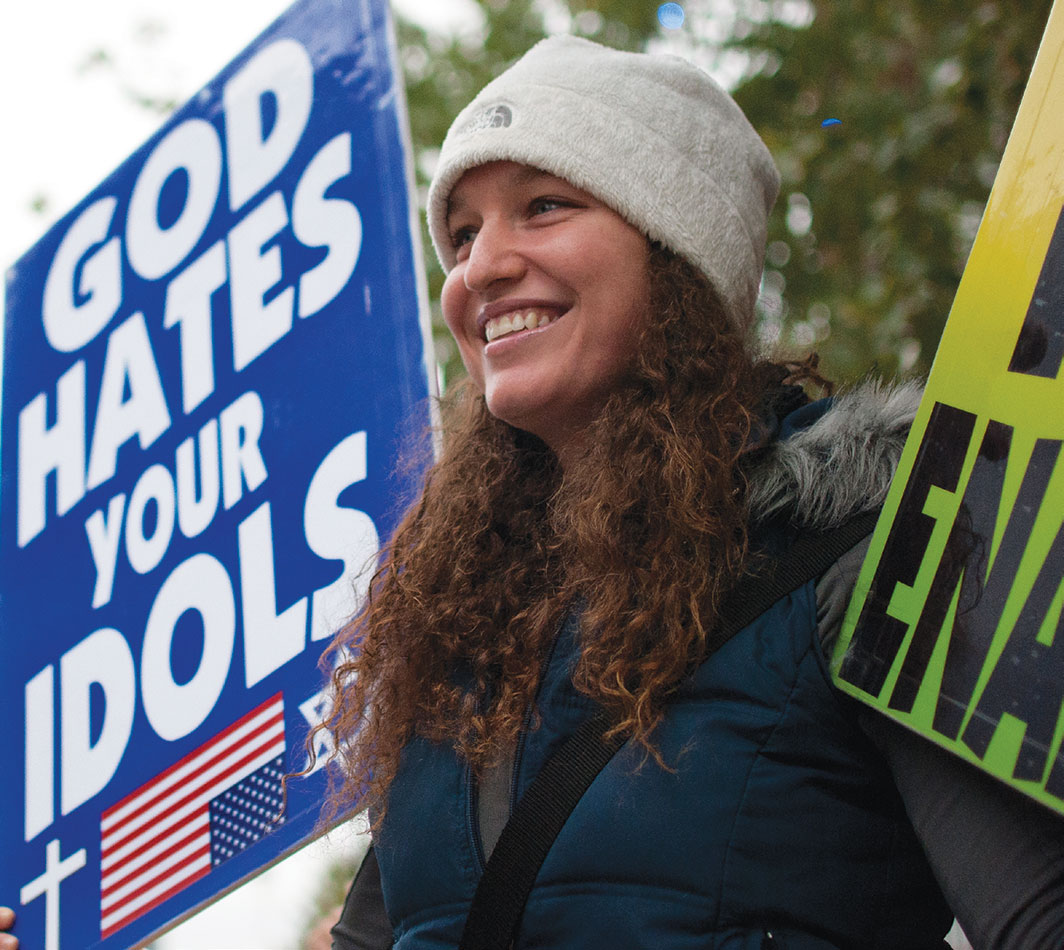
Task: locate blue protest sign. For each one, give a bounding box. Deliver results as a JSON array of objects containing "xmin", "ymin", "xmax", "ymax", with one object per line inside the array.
[{"xmin": 0, "ymin": 0, "xmax": 433, "ymax": 947}]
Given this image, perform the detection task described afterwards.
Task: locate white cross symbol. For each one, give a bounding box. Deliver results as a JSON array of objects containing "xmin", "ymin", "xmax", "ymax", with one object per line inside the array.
[{"xmin": 20, "ymin": 838, "xmax": 87, "ymax": 950}]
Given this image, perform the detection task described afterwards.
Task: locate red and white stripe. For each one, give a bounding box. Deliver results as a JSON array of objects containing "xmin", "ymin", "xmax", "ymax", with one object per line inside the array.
[{"xmin": 99, "ymin": 693, "xmax": 285, "ymax": 938}]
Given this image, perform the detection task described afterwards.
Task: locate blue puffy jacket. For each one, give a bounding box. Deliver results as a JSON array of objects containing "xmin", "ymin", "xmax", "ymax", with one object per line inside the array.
[{"xmin": 374, "ymin": 386, "xmax": 952, "ymax": 949}]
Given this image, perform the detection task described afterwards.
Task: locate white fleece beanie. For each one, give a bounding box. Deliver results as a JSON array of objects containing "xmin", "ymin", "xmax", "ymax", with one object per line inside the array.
[{"xmin": 427, "ymin": 35, "xmax": 781, "ymax": 333}]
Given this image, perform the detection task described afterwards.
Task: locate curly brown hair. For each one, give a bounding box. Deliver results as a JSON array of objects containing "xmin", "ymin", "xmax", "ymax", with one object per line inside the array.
[{"xmin": 311, "ymin": 245, "xmax": 802, "ymax": 821}]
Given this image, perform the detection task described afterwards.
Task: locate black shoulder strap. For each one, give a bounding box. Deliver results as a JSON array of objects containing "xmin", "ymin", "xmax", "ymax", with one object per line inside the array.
[
  {"xmin": 711, "ymin": 509, "xmax": 881, "ymax": 651},
  {"xmin": 458, "ymin": 510, "xmax": 880, "ymax": 950}
]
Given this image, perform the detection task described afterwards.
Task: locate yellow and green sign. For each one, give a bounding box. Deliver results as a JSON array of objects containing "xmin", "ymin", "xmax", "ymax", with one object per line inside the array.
[{"xmin": 832, "ymin": 0, "xmax": 1064, "ymax": 815}]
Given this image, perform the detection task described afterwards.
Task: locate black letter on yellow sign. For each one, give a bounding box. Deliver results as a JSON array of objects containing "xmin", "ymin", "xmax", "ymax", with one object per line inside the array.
[
  {"xmin": 961, "ymin": 473, "xmax": 1064, "ymax": 781},
  {"xmin": 887, "ymin": 421, "xmax": 1013, "ymax": 719},
  {"xmin": 836, "ymin": 402, "xmax": 975, "ymax": 695},
  {"xmin": 1009, "ymin": 205, "xmax": 1064, "ymax": 380},
  {"xmin": 899, "ymin": 437, "xmax": 1060, "ymax": 744}
]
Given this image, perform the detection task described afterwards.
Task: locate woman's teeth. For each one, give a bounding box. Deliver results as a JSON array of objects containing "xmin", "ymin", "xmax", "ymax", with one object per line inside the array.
[{"xmin": 484, "ymin": 310, "xmax": 556, "ymax": 343}]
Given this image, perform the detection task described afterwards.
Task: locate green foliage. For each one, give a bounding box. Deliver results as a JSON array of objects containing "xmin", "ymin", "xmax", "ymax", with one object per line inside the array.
[
  {"xmin": 395, "ymin": 0, "xmax": 1053, "ymax": 385},
  {"xmin": 727, "ymin": 0, "xmax": 1052, "ymax": 381}
]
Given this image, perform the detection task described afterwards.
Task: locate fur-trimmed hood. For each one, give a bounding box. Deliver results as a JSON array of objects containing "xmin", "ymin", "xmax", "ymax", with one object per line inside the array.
[{"xmin": 745, "ymin": 379, "xmax": 924, "ymax": 530}]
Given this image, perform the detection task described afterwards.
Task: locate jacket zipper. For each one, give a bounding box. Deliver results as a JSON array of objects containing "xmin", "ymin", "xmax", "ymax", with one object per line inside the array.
[
  {"xmin": 467, "ymin": 677, "xmax": 492, "ymax": 873},
  {"xmin": 467, "ymin": 760, "xmax": 487, "ymax": 871},
  {"xmin": 509, "ymin": 617, "xmax": 567, "ymax": 816},
  {"xmin": 467, "ymin": 614, "xmax": 570, "ymax": 874}
]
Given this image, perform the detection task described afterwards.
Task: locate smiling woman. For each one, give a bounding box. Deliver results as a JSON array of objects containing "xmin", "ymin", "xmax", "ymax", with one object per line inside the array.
[
  {"xmin": 441, "ymin": 162, "xmax": 651, "ymax": 460},
  {"xmin": 300, "ymin": 33, "xmax": 1064, "ymax": 950}
]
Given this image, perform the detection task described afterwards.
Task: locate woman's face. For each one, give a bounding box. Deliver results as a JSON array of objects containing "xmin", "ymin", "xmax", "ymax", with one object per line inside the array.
[{"xmin": 441, "ymin": 161, "xmax": 651, "ymax": 457}]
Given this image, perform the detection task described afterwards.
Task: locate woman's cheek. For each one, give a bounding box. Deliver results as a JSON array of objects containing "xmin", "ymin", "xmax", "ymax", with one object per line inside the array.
[
  {"xmin": 440, "ymin": 271, "xmax": 466, "ymax": 338},
  {"xmin": 439, "ymin": 282, "xmax": 481, "ymax": 386}
]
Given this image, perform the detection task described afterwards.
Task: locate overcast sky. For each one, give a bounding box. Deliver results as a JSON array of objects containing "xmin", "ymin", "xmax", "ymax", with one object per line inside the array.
[{"xmin": 0, "ymin": 0, "xmax": 481, "ymax": 273}]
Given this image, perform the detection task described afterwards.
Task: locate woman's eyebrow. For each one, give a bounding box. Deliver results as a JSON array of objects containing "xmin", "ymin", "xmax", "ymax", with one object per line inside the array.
[
  {"xmin": 445, "ymin": 194, "xmax": 466, "ymax": 227},
  {"xmin": 447, "ymin": 166, "xmax": 560, "ymax": 223},
  {"xmin": 445, "ymin": 187, "xmax": 485, "ymax": 226},
  {"xmin": 513, "ymin": 165, "xmax": 554, "ymax": 187}
]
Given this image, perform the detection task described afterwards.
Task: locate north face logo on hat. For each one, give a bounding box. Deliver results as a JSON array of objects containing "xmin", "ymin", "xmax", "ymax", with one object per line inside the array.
[{"xmin": 462, "ymin": 103, "xmax": 513, "ymax": 133}]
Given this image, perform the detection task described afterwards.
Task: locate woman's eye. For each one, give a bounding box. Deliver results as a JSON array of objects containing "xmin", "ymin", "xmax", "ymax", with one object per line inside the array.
[
  {"xmin": 529, "ymin": 197, "xmax": 566, "ymax": 216},
  {"xmin": 451, "ymin": 226, "xmax": 477, "ymax": 253}
]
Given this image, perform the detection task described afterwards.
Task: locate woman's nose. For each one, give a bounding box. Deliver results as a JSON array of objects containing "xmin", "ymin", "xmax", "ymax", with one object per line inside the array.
[{"xmin": 462, "ymin": 221, "xmax": 526, "ymax": 293}]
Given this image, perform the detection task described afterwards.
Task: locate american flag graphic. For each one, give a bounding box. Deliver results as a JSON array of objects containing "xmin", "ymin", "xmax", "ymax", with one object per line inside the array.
[{"xmin": 98, "ymin": 693, "xmax": 286, "ymax": 939}]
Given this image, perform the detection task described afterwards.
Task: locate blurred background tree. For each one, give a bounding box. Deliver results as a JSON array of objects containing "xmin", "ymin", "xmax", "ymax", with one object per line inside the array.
[
  {"xmin": 393, "ymin": 0, "xmax": 1052, "ymax": 386},
  {"xmin": 727, "ymin": 0, "xmax": 1052, "ymax": 379}
]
